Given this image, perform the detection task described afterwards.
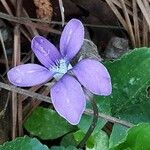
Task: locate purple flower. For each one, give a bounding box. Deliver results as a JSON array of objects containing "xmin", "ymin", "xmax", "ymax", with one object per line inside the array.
[{"xmin": 7, "ymin": 19, "xmax": 112, "ymax": 125}]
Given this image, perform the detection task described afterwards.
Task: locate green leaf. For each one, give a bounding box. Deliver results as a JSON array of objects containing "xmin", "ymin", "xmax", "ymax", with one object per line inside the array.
[
  {"xmin": 110, "ymin": 123, "xmax": 150, "ymax": 150},
  {"xmin": 86, "ymin": 130, "xmax": 109, "ymax": 150},
  {"xmin": 73, "ymin": 130, "xmax": 95, "ymax": 149},
  {"xmin": 65, "ymin": 146, "xmax": 78, "ymax": 150},
  {"xmin": 0, "ymin": 136, "xmax": 49, "ymax": 150},
  {"xmin": 109, "ymin": 124, "xmax": 128, "ymax": 148},
  {"xmin": 50, "ymin": 146, "xmax": 78, "ymax": 150},
  {"xmin": 60, "ymin": 132, "xmax": 78, "ymax": 147},
  {"xmin": 104, "ymin": 47, "xmax": 150, "ymax": 116},
  {"xmin": 50, "ymin": 146, "xmax": 65, "ymax": 150},
  {"xmin": 117, "ymin": 100, "xmax": 150, "ymax": 124},
  {"xmin": 24, "ymin": 107, "xmax": 75, "ymax": 140},
  {"xmin": 104, "ymin": 48, "xmax": 150, "ymax": 148}
]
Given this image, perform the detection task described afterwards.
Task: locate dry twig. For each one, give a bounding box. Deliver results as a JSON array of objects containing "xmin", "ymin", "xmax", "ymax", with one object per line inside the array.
[
  {"xmin": 58, "ymin": 0, "xmax": 65, "ymax": 26},
  {"xmin": 0, "ymin": 30, "xmax": 9, "ymax": 72},
  {"xmin": 0, "ymin": 12, "xmax": 61, "ymax": 34},
  {"xmin": 11, "ymin": 0, "xmax": 23, "ymax": 139},
  {"xmin": 0, "ymin": 82, "xmax": 134, "ymax": 128}
]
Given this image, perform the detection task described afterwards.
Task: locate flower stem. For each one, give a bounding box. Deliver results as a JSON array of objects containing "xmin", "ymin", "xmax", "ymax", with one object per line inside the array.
[{"xmin": 77, "ymin": 99, "xmax": 99, "ymax": 149}]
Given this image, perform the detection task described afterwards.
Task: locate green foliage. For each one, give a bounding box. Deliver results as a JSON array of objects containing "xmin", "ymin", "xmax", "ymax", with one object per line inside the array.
[
  {"xmin": 100, "ymin": 47, "xmax": 150, "ymax": 147},
  {"xmin": 109, "ymin": 124, "xmax": 128, "ymax": 148},
  {"xmin": 60, "ymin": 132, "xmax": 78, "ymax": 147},
  {"xmin": 50, "ymin": 146, "xmax": 65, "ymax": 150},
  {"xmin": 73, "ymin": 130, "xmax": 95, "ymax": 149},
  {"xmin": 79, "ymin": 48, "xmax": 150, "ymax": 146},
  {"xmin": 110, "ymin": 123, "xmax": 150, "ymax": 150},
  {"xmin": 24, "ymin": 107, "xmax": 75, "ymax": 140},
  {"xmin": 86, "ymin": 130, "xmax": 109, "ymax": 150},
  {"xmin": 50, "ymin": 146, "xmax": 78, "ymax": 150},
  {"xmin": 104, "ymin": 47, "xmax": 150, "ymax": 118},
  {"xmin": 0, "ymin": 136, "xmax": 49, "ymax": 150}
]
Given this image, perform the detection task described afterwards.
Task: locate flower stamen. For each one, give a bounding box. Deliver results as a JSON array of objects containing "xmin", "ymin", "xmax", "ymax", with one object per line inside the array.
[{"xmin": 50, "ymin": 59, "xmax": 72, "ymax": 80}]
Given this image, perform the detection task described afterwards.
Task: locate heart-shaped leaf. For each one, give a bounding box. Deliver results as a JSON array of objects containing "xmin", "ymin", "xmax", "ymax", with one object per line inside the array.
[
  {"xmin": 0, "ymin": 136, "xmax": 49, "ymax": 150},
  {"xmin": 24, "ymin": 107, "xmax": 75, "ymax": 140},
  {"xmin": 110, "ymin": 123, "xmax": 150, "ymax": 150}
]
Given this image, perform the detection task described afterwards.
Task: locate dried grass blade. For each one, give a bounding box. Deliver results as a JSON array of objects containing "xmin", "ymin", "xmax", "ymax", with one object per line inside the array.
[
  {"xmin": 12, "ymin": 0, "xmax": 23, "ymax": 139},
  {"xmin": 9, "ymin": 0, "xmax": 39, "ymax": 36},
  {"xmin": 142, "ymin": 17, "xmax": 148, "ymax": 46},
  {"xmin": 0, "ymin": 0, "xmax": 13, "ymax": 15},
  {"xmin": 58, "ymin": 0, "xmax": 65, "ymax": 26},
  {"xmin": 105, "ymin": 0, "xmax": 128, "ymax": 30},
  {"xmin": 18, "ymin": 85, "xmax": 43, "ymax": 102},
  {"xmin": 133, "ymin": 0, "xmax": 141, "ymax": 47},
  {"xmin": 137, "ymin": 0, "xmax": 150, "ymax": 27},
  {"xmin": 0, "ymin": 30, "xmax": 9, "ymax": 72},
  {"xmin": 120, "ymin": 0, "xmax": 135, "ymax": 46},
  {"xmin": 0, "ymin": 0, "xmax": 33, "ymax": 42},
  {"xmin": 112, "ymin": 0, "xmax": 133, "ymax": 16}
]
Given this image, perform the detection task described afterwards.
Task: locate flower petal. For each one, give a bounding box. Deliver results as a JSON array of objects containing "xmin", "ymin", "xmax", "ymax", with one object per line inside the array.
[
  {"xmin": 7, "ymin": 64, "xmax": 54, "ymax": 87},
  {"xmin": 60, "ymin": 19, "xmax": 84, "ymax": 61},
  {"xmin": 31, "ymin": 36, "xmax": 61, "ymax": 68},
  {"xmin": 72, "ymin": 59, "xmax": 112, "ymax": 96},
  {"xmin": 51, "ymin": 74, "xmax": 86, "ymax": 125}
]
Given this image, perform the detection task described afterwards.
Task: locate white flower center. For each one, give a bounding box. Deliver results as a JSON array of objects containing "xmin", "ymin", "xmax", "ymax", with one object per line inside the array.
[{"xmin": 50, "ymin": 59, "xmax": 72, "ymax": 80}]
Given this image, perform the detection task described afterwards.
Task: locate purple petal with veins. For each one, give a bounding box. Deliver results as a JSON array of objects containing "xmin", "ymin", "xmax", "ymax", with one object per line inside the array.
[
  {"xmin": 31, "ymin": 36, "xmax": 61, "ymax": 68},
  {"xmin": 51, "ymin": 74, "xmax": 86, "ymax": 125},
  {"xmin": 72, "ymin": 59, "xmax": 112, "ymax": 96},
  {"xmin": 60, "ymin": 19, "xmax": 84, "ymax": 61},
  {"xmin": 7, "ymin": 64, "xmax": 54, "ymax": 87}
]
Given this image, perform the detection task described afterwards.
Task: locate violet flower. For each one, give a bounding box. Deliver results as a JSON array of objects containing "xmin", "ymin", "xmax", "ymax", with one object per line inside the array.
[{"xmin": 7, "ymin": 19, "xmax": 112, "ymax": 125}]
